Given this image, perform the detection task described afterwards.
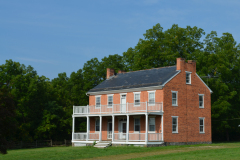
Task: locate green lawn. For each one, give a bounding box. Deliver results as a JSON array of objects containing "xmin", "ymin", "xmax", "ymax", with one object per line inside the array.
[{"xmin": 1, "ymin": 142, "xmax": 240, "ymax": 160}]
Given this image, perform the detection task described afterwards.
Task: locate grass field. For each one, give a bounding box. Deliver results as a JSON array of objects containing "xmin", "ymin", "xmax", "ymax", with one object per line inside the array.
[{"xmin": 1, "ymin": 142, "xmax": 240, "ymax": 160}]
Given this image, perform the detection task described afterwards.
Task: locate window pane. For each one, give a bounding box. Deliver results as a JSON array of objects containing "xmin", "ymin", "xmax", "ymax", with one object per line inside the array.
[
  {"xmin": 108, "ymin": 96, "xmax": 113, "ymax": 107},
  {"xmin": 135, "ymin": 119, "xmax": 140, "ymax": 125},
  {"xmin": 135, "ymin": 125, "xmax": 140, "ymax": 132},
  {"xmin": 96, "ymin": 126, "xmax": 99, "ymax": 131},
  {"xmin": 200, "ymin": 119, "xmax": 203, "ymax": 125},
  {"xmin": 149, "ymin": 125, "xmax": 155, "ymax": 131},
  {"xmin": 172, "ymin": 99, "xmax": 176, "ymax": 105},
  {"xmin": 200, "ymin": 126, "xmax": 203, "ymax": 132},
  {"xmin": 172, "ymin": 118, "xmax": 177, "ymax": 125},
  {"xmin": 172, "ymin": 93, "xmax": 176, "ymax": 98},
  {"xmin": 199, "ymin": 96, "xmax": 203, "ymax": 101},
  {"xmin": 149, "ymin": 118, "xmax": 155, "ymax": 125},
  {"xmin": 172, "ymin": 125, "xmax": 176, "ymax": 132}
]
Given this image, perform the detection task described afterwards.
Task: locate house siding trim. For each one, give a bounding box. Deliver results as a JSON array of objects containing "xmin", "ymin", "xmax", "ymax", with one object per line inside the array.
[{"xmin": 195, "ymin": 73, "xmax": 213, "ymax": 93}]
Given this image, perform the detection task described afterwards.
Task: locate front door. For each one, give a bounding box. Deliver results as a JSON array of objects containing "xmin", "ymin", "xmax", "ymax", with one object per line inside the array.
[
  {"xmin": 107, "ymin": 121, "xmax": 112, "ymax": 139},
  {"xmin": 121, "ymin": 95, "xmax": 126, "ymax": 113},
  {"xmin": 120, "ymin": 121, "xmax": 126, "ymax": 140}
]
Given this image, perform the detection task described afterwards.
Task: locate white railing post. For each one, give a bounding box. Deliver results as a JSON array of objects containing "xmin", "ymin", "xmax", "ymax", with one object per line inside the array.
[
  {"xmin": 72, "ymin": 116, "xmax": 75, "ymax": 141},
  {"xmin": 73, "ymin": 105, "xmax": 75, "ymax": 114},
  {"xmin": 87, "ymin": 105, "xmax": 89, "ymax": 114},
  {"xmin": 86, "ymin": 116, "xmax": 89, "ymax": 141},
  {"xmin": 127, "ymin": 115, "xmax": 129, "ymax": 142},
  {"xmin": 112, "ymin": 115, "xmax": 115, "ymax": 142},
  {"xmin": 145, "ymin": 114, "xmax": 148, "ymax": 143},
  {"xmin": 99, "ymin": 116, "xmax": 102, "ymax": 141},
  {"xmin": 146, "ymin": 101, "xmax": 148, "ymax": 112},
  {"xmin": 127, "ymin": 102, "xmax": 128, "ymax": 113},
  {"xmin": 100, "ymin": 105, "xmax": 101, "ymax": 114}
]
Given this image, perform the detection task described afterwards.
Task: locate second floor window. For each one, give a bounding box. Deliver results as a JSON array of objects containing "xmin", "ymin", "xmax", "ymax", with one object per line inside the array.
[
  {"xmin": 134, "ymin": 93, "xmax": 140, "ymax": 106},
  {"xmin": 148, "ymin": 92, "xmax": 155, "ymax": 105},
  {"xmin": 108, "ymin": 95, "xmax": 113, "ymax": 107},
  {"xmin": 172, "ymin": 91, "xmax": 178, "ymax": 106},
  {"xmin": 199, "ymin": 94, "xmax": 204, "ymax": 108},
  {"xmin": 96, "ymin": 96, "xmax": 101, "ymax": 108}
]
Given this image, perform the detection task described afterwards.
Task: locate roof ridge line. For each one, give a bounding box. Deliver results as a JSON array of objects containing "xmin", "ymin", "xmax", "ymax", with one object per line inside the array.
[{"xmin": 119, "ymin": 65, "xmax": 176, "ymax": 74}]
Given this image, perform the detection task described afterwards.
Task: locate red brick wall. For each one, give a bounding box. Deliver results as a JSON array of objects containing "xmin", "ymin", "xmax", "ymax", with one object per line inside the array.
[{"xmin": 163, "ymin": 60, "xmax": 211, "ymax": 143}]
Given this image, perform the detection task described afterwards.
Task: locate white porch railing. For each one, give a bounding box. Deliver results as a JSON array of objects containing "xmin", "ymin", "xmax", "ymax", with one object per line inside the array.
[
  {"xmin": 129, "ymin": 133, "xmax": 146, "ymax": 141},
  {"xmin": 148, "ymin": 133, "xmax": 162, "ymax": 141},
  {"xmin": 73, "ymin": 133, "xmax": 99, "ymax": 141},
  {"xmin": 73, "ymin": 102, "xmax": 163, "ymax": 115}
]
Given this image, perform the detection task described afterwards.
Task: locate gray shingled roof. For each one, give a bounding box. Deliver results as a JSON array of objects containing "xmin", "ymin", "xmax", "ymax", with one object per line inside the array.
[{"xmin": 88, "ymin": 66, "xmax": 178, "ymax": 93}]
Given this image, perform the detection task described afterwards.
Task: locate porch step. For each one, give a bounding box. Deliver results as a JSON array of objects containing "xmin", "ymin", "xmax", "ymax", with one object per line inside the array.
[{"xmin": 94, "ymin": 141, "xmax": 112, "ymax": 148}]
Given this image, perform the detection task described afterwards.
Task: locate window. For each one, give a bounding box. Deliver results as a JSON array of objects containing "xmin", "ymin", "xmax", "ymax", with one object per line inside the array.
[
  {"xmin": 148, "ymin": 91, "xmax": 155, "ymax": 105},
  {"xmin": 134, "ymin": 118, "xmax": 140, "ymax": 132},
  {"xmin": 199, "ymin": 118, "xmax": 205, "ymax": 133},
  {"xmin": 172, "ymin": 116, "xmax": 178, "ymax": 133},
  {"xmin": 199, "ymin": 94, "xmax": 204, "ymax": 108},
  {"xmin": 108, "ymin": 95, "xmax": 113, "ymax": 107},
  {"xmin": 186, "ymin": 71, "xmax": 191, "ymax": 84},
  {"xmin": 149, "ymin": 117, "xmax": 155, "ymax": 132},
  {"xmin": 172, "ymin": 91, "xmax": 178, "ymax": 106},
  {"xmin": 95, "ymin": 119, "xmax": 100, "ymax": 131},
  {"xmin": 96, "ymin": 96, "xmax": 101, "ymax": 108},
  {"xmin": 134, "ymin": 93, "xmax": 140, "ymax": 106}
]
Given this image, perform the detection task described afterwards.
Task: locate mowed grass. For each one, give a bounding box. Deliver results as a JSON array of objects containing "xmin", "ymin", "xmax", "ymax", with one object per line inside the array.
[{"xmin": 0, "ymin": 142, "xmax": 240, "ymax": 160}]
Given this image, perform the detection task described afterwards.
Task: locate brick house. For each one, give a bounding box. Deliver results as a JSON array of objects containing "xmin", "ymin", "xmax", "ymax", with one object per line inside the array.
[{"xmin": 72, "ymin": 58, "xmax": 212, "ymax": 146}]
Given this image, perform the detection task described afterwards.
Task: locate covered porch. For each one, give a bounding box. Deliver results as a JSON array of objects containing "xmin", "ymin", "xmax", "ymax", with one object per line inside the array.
[{"xmin": 72, "ymin": 113, "xmax": 164, "ymax": 145}]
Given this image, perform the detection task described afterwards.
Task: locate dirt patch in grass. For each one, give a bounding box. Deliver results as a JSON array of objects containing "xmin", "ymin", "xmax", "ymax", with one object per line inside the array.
[{"xmin": 83, "ymin": 145, "xmax": 236, "ymax": 160}]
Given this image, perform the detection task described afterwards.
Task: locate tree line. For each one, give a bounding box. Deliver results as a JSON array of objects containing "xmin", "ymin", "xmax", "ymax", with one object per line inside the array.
[{"xmin": 1, "ymin": 23, "xmax": 240, "ymax": 154}]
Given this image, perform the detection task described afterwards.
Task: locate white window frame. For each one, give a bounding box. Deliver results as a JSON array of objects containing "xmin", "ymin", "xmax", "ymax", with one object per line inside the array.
[
  {"xmin": 199, "ymin": 94, "xmax": 204, "ymax": 108},
  {"xmin": 186, "ymin": 71, "xmax": 191, "ymax": 84},
  {"xmin": 172, "ymin": 116, "xmax": 178, "ymax": 133},
  {"xmin": 134, "ymin": 118, "xmax": 140, "ymax": 133},
  {"xmin": 172, "ymin": 91, "xmax": 178, "ymax": 106},
  {"xmin": 95, "ymin": 118, "xmax": 100, "ymax": 132},
  {"xmin": 134, "ymin": 92, "xmax": 141, "ymax": 106},
  {"xmin": 95, "ymin": 96, "xmax": 101, "ymax": 108},
  {"xmin": 148, "ymin": 117, "xmax": 156, "ymax": 133},
  {"xmin": 148, "ymin": 90, "xmax": 156, "ymax": 106},
  {"xmin": 107, "ymin": 94, "xmax": 113, "ymax": 108},
  {"xmin": 199, "ymin": 117, "xmax": 205, "ymax": 133}
]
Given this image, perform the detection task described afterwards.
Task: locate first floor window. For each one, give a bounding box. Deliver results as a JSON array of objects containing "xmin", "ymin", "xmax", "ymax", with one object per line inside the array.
[
  {"xmin": 199, "ymin": 118, "xmax": 204, "ymax": 133},
  {"xmin": 96, "ymin": 96, "xmax": 101, "ymax": 108},
  {"xmin": 95, "ymin": 119, "xmax": 100, "ymax": 131},
  {"xmin": 134, "ymin": 93, "xmax": 140, "ymax": 106},
  {"xmin": 149, "ymin": 92, "xmax": 155, "ymax": 105},
  {"xmin": 149, "ymin": 117, "xmax": 155, "ymax": 132},
  {"xmin": 199, "ymin": 94, "xmax": 204, "ymax": 108},
  {"xmin": 134, "ymin": 118, "xmax": 140, "ymax": 132},
  {"xmin": 172, "ymin": 116, "xmax": 178, "ymax": 133},
  {"xmin": 172, "ymin": 91, "xmax": 178, "ymax": 106},
  {"xmin": 108, "ymin": 95, "xmax": 113, "ymax": 107}
]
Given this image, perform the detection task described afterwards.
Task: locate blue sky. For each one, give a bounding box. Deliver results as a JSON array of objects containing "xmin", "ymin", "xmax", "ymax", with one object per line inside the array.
[{"xmin": 1, "ymin": 0, "xmax": 239, "ymax": 80}]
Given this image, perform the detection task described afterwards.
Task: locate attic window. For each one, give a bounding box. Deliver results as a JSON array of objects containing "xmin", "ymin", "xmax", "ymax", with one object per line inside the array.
[{"xmin": 186, "ymin": 71, "xmax": 191, "ymax": 84}]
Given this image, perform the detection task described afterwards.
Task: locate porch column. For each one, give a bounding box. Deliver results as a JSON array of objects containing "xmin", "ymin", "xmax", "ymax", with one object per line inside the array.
[
  {"xmin": 72, "ymin": 116, "xmax": 75, "ymax": 140},
  {"xmin": 86, "ymin": 116, "xmax": 89, "ymax": 141},
  {"xmin": 112, "ymin": 115, "xmax": 115, "ymax": 142},
  {"xmin": 145, "ymin": 114, "xmax": 148, "ymax": 143},
  {"xmin": 161, "ymin": 115, "xmax": 163, "ymax": 141},
  {"xmin": 127, "ymin": 115, "xmax": 129, "ymax": 142},
  {"xmin": 99, "ymin": 115, "xmax": 102, "ymax": 141}
]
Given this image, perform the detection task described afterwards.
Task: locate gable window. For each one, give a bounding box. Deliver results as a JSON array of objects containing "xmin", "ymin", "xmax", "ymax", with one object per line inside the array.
[
  {"xmin": 108, "ymin": 95, "xmax": 113, "ymax": 108},
  {"xmin": 172, "ymin": 91, "xmax": 178, "ymax": 106},
  {"xmin": 199, "ymin": 118, "xmax": 205, "ymax": 133},
  {"xmin": 96, "ymin": 96, "xmax": 101, "ymax": 108},
  {"xmin": 134, "ymin": 92, "xmax": 140, "ymax": 106},
  {"xmin": 199, "ymin": 94, "xmax": 204, "ymax": 108},
  {"xmin": 172, "ymin": 116, "xmax": 178, "ymax": 133},
  {"xmin": 186, "ymin": 71, "xmax": 191, "ymax": 84},
  {"xmin": 149, "ymin": 117, "xmax": 155, "ymax": 132},
  {"xmin": 148, "ymin": 91, "xmax": 155, "ymax": 105},
  {"xmin": 95, "ymin": 119, "xmax": 100, "ymax": 131},
  {"xmin": 134, "ymin": 118, "xmax": 140, "ymax": 132}
]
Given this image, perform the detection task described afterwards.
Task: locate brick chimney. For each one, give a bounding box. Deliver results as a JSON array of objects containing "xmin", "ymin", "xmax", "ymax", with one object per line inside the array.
[
  {"xmin": 106, "ymin": 68, "xmax": 115, "ymax": 79},
  {"xmin": 118, "ymin": 70, "xmax": 125, "ymax": 74},
  {"xmin": 176, "ymin": 58, "xmax": 185, "ymax": 71},
  {"xmin": 176, "ymin": 58, "xmax": 196, "ymax": 73}
]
